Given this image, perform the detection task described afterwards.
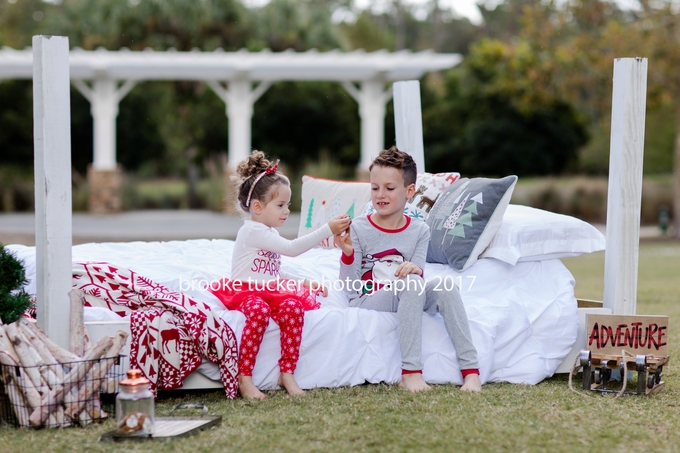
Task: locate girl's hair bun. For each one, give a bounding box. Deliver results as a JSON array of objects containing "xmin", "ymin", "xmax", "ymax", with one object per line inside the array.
[
  {"xmin": 236, "ymin": 150, "xmax": 271, "ymax": 180},
  {"xmin": 232, "ymin": 150, "xmax": 289, "ymax": 214}
]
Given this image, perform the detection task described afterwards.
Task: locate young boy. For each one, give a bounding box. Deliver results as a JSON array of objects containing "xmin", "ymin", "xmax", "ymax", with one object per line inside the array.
[{"xmin": 334, "ymin": 146, "xmax": 482, "ymax": 392}]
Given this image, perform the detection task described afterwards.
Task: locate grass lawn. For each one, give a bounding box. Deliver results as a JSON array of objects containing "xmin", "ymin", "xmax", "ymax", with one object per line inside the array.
[{"xmin": 1, "ymin": 240, "xmax": 679, "ymax": 452}]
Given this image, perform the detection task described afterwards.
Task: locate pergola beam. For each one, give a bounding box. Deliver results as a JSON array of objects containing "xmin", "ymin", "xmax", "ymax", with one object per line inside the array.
[{"xmin": 2, "ymin": 47, "xmax": 460, "ymax": 180}]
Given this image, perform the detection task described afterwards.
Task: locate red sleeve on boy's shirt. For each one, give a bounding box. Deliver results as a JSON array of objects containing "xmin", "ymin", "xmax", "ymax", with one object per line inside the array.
[{"xmin": 341, "ymin": 250, "xmax": 355, "ymax": 265}]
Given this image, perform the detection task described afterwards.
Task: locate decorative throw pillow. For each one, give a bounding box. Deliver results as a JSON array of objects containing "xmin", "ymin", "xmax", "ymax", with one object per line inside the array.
[
  {"xmin": 298, "ymin": 175, "xmax": 371, "ymax": 248},
  {"xmin": 362, "ymin": 171, "xmax": 461, "ymax": 221},
  {"xmin": 479, "ymin": 204, "xmax": 606, "ymax": 265},
  {"xmin": 426, "ymin": 175, "xmax": 518, "ymax": 271}
]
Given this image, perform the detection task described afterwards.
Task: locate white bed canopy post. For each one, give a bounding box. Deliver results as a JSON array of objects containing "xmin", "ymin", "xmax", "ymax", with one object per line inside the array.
[
  {"xmin": 207, "ymin": 76, "xmax": 272, "ymax": 170},
  {"xmin": 32, "ymin": 35, "xmax": 72, "ymax": 350},
  {"xmin": 72, "ymin": 76, "xmax": 137, "ymax": 170},
  {"xmin": 393, "ymin": 80, "xmax": 425, "ymax": 172},
  {"xmin": 342, "ymin": 78, "xmax": 393, "ymax": 173},
  {"xmin": 603, "ymin": 57, "xmax": 648, "ymax": 315}
]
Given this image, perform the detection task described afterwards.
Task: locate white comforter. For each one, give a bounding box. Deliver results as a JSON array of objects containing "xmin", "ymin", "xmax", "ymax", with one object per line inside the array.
[{"xmin": 8, "ymin": 239, "xmax": 578, "ymax": 388}]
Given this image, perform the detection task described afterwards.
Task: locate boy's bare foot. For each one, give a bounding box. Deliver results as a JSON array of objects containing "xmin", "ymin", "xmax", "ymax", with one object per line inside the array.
[
  {"xmin": 238, "ymin": 375, "xmax": 267, "ymax": 400},
  {"xmin": 399, "ymin": 373, "xmax": 431, "ymax": 393},
  {"xmin": 278, "ymin": 372, "xmax": 305, "ymax": 396},
  {"xmin": 460, "ymin": 373, "xmax": 482, "ymax": 392}
]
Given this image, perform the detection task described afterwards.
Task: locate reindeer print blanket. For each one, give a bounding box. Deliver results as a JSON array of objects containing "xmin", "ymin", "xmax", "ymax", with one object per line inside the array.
[{"xmin": 72, "ymin": 262, "xmax": 239, "ymax": 398}]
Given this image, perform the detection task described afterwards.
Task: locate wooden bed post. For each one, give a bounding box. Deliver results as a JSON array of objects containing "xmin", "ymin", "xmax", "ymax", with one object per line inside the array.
[
  {"xmin": 393, "ymin": 81, "xmax": 425, "ymax": 172},
  {"xmin": 603, "ymin": 58, "xmax": 648, "ymax": 315},
  {"xmin": 33, "ymin": 35, "xmax": 72, "ymax": 349}
]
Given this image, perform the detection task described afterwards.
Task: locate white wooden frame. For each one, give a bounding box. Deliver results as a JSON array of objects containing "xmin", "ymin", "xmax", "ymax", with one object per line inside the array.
[
  {"xmin": 32, "ymin": 41, "xmax": 647, "ymax": 381},
  {"xmin": 32, "ymin": 36, "xmax": 73, "ymax": 350}
]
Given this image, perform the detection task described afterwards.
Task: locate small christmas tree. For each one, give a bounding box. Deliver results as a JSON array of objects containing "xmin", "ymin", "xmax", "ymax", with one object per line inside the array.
[
  {"xmin": 441, "ymin": 193, "xmax": 470, "ymax": 244},
  {"xmin": 305, "ymin": 198, "xmax": 315, "ymax": 229},
  {"xmin": 0, "ymin": 244, "xmax": 32, "ymax": 324},
  {"xmin": 345, "ymin": 200, "xmax": 356, "ymax": 218}
]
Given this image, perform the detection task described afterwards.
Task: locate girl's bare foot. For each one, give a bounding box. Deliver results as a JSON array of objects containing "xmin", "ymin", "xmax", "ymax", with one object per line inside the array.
[
  {"xmin": 278, "ymin": 372, "xmax": 305, "ymax": 396},
  {"xmin": 399, "ymin": 373, "xmax": 431, "ymax": 393},
  {"xmin": 238, "ymin": 375, "xmax": 267, "ymax": 400},
  {"xmin": 460, "ymin": 373, "xmax": 482, "ymax": 392}
]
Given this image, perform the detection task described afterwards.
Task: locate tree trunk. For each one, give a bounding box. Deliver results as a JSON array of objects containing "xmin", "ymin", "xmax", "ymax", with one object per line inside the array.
[
  {"xmin": 187, "ymin": 146, "xmax": 200, "ymax": 209},
  {"xmin": 393, "ymin": 0, "xmax": 406, "ymax": 50},
  {"xmin": 674, "ymin": 103, "xmax": 680, "ymax": 238}
]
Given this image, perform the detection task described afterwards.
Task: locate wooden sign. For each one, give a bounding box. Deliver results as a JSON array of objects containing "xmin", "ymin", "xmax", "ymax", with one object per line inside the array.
[{"xmin": 586, "ymin": 314, "xmax": 668, "ymax": 357}]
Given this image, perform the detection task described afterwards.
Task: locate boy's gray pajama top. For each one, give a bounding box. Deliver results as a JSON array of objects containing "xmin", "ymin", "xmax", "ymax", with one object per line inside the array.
[{"xmin": 339, "ymin": 214, "xmax": 479, "ymax": 374}]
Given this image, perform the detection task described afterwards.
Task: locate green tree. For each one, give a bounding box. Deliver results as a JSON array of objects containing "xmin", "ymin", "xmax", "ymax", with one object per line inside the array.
[
  {"xmin": 425, "ymin": 38, "xmax": 588, "ymax": 176},
  {"xmin": 251, "ymin": 0, "xmax": 343, "ymax": 51},
  {"xmin": 252, "ymin": 81, "xmax": 359, "ymax": 175},
  {"xmin": 516, "ymin": 0, "xmax": 680, "ymax": 232}
]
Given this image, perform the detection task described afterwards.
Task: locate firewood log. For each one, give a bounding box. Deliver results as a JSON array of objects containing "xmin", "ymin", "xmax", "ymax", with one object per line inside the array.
[
  {"xmin": 53, "ymin": 404, "xmax": 69, "ymax": 428},
  {"xmin": 90, "ymin": 396, "xmax": 108, "ymax": 420},
  {"xmin": 82, "ymin": 321, "xmax": 92, "ymax": 353},
  {"xmin": 47, "ymin": 413, "xmax": 59, "ymax": 428},
  {"xmin": 99, "ymin": 377, "xmax": 116, "ymax": 394},
  {"xmin": 28, "ymin": 336, "xmax": 113, "ymax": 427},
  {"xmin": 0, "ymin": 358, "xmax": 30, "ymax": 426},
  {"xmin": 65, "ymin": 331, "xmax": 127, "ymax": 419},
  {"xmin": 13, "ymin": 327, "xmax": 61, "ymax": 393},
  {"xmin": 6, "ymin": 381, "xmax": 31, "ymax": 427},
  {"xmin": 4, "ymin": 323, "xmax": 47, "ymax": 392},
  {"xmin": 0, "ymin": 351, "xmax": 42, "ymax": 411},
  {"xmin": 18, "ymin": 320, "xmax": 65, "ymax": 382},
  {"xmin": 69, "ymin": 289, "xmax": 85, "ymax": 357},
  {"xmin": 14, "ymin": 329, "xmax": 61, "ymax": 391},
  {"xmin": 0, "ymin": 324, "xmax": 21, "ymax": 363},
  {"xmin": 21, "ymin": 320, "xmax": 81, "ymax": 364}
]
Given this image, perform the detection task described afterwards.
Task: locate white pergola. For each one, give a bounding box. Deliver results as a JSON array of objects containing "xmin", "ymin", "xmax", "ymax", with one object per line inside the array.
[{"xmin": 0, "ymin": 46, "xmax": 461, "ymax": 171}]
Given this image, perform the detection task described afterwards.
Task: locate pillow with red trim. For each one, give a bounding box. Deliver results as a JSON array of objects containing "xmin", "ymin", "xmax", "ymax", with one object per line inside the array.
[
  {"xmin": 362, "ymin": 171, "xmax": 461, "ymax": 221},
  {"xmin": 298, "ymin": 175, "xmax": 371, "ymax": 247}
]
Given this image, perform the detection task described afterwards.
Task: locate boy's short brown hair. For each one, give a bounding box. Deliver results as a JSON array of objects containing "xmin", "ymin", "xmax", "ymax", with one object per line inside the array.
[{"xmin": 369, "ymin": 146, "xmax": 417, "ymax": 187}]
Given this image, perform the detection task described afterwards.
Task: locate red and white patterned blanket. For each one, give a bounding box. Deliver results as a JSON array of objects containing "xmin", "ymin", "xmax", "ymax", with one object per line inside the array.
[{"xmin": 73, "ymin": 262, "xmax": 239, "ymax": 398}]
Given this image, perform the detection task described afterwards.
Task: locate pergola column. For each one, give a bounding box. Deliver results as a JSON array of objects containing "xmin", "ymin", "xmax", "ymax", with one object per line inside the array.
[
  {"xmin": 72, "ymin": 77, "xmax": 136, "ymax": 213},
  {"xmin": 207, "ymin": 77, "xmax": 272, "ymax": 169},
  {"xmin": 342, "ymin": 79, "xmax": 393, "ymax": 176},
  {"xmin": 207, "ymin": 77, "xmax": 271, "ymax": 212}
]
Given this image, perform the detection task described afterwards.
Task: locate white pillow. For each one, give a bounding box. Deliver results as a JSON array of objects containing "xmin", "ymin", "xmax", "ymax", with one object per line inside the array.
[
  {"xmin": 479, "ymin": 204, "xmax": 606, "ymax": 265},
  {"xmin": 298, "ymin": 175, "xmax": 371, "ymax": 247}
]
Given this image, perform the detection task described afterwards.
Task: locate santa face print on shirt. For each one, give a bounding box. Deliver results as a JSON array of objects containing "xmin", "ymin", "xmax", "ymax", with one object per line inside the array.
[{"xmin": 360, "ymin": 248, "xmax": 404, "ymax": 294}]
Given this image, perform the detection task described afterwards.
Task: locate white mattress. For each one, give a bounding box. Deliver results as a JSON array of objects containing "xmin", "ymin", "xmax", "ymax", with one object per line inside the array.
[{"xmin": 8, "ymin": 239, "xmax": 579, "ymax": 388}]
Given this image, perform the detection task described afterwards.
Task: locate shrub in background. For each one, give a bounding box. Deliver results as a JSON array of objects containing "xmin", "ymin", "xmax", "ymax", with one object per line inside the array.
[
  {"xmin": 0, "ymin": 244, "xmax": 32, "ymax": 324},
  {"xmin": 511, "ymin": 176, "xmax": 672, "ymax": 225}
]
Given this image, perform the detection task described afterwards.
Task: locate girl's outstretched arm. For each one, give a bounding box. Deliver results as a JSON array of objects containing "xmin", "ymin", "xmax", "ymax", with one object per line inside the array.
[{"xmin": 244, "ymin": 221, "xmax": 332, "ymax": 257}]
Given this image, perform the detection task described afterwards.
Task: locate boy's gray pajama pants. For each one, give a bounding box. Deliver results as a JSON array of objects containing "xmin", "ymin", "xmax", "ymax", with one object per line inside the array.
[{"xmin": 349, "ymin": 275, "xmax": 479, "ymax": 372}]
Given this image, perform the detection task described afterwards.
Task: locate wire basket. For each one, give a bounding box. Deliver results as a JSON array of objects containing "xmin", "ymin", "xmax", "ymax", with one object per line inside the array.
[{"xmin": 0, "ymin": 355, "xmax": 126, "ymax": 428}]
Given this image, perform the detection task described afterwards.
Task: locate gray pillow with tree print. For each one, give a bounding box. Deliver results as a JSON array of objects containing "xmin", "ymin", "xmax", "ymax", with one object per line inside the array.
[{"xmin": 426, "ymin": 175, "xmax": 518, "ymax": 271}]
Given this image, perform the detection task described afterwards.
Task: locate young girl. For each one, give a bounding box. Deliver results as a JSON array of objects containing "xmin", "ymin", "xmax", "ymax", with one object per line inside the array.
[{"xmin": 211, "ymin": 150, "xmax": 351, "ymax": 399}]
